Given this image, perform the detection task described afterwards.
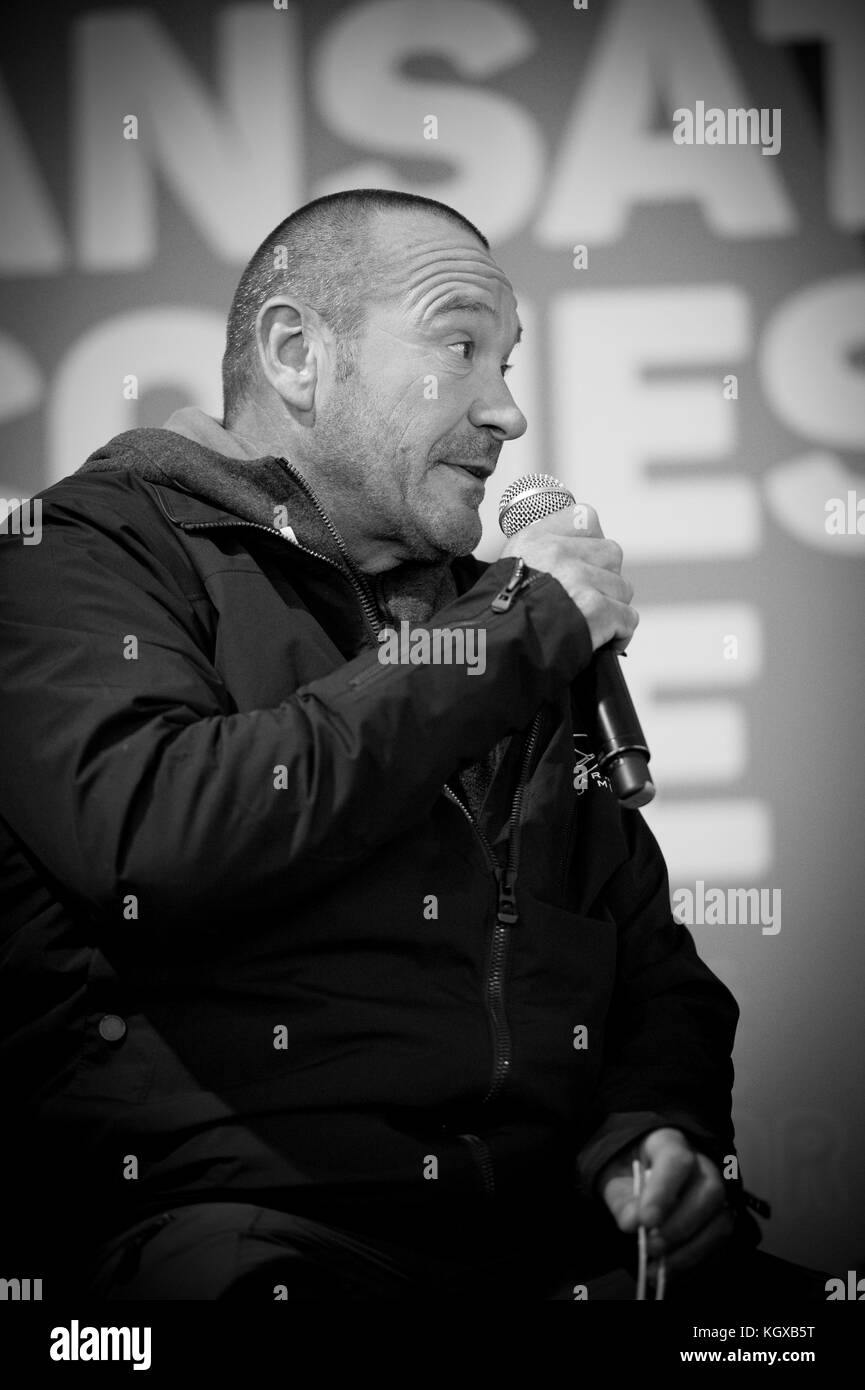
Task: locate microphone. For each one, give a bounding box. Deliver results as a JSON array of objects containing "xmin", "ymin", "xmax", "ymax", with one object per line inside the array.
[{"xmin": 498, "ymin": 474, "xmax": 655, "ymax": 810}]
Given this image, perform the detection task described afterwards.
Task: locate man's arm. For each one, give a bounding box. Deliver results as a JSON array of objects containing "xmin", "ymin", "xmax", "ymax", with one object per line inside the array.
[
  {"xmin": 576, "ymin": 809, "xmax": 743, "ymax": 1271},
  {"xmin": 0, "ymin": 479, "xmax": 590, "ymax": 927},
  {"xmin": 579, "ymin": 809, "xmax": 739, "ymax": 1175}
]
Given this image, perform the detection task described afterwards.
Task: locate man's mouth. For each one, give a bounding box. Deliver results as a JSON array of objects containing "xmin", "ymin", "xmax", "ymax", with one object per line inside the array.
[{"xmin": 440, "ymin": 460, "xmax": 493, "ymax": 481}]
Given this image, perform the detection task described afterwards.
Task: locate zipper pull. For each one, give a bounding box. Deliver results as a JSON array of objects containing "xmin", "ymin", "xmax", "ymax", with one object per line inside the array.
[
  {"xmin": 491, "ymin": 557, "xmax": 528, "ymax": 612},
  {"xmin": 496, "ymin": 869, "xmax": 519, "ymax": 927}
]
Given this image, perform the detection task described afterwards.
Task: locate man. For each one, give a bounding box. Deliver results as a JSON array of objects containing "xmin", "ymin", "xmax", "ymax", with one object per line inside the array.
[{"xmin": 0, "ymin": 189, "xmax": 767, "ymax": 1300}]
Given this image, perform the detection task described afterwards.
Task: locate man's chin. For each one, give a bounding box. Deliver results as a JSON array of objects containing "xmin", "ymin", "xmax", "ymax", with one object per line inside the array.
[
  {"xmin": 428, "ymin": 507, "xmax": 483, "ymax": 559},
  {"xmin": 400, "ymin": 495, "xmax": 484, "ymax": 561}
]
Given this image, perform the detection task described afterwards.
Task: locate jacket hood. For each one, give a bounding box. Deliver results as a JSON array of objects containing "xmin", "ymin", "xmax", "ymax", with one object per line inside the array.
[{"xmin": 78, "ymin": 410, "xmax": 344, "ymax": 566}]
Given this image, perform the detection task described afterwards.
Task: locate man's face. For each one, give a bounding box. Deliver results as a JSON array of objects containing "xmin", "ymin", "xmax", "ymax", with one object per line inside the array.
[{"xmin": 312, "ymin": 210, "xmax": 527, "ymax": 566}]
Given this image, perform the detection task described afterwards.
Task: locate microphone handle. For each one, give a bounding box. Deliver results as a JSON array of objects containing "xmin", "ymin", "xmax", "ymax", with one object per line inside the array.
[{"xmin": 591, "ymin": 647, "xmax": 655, "ymax": 809}]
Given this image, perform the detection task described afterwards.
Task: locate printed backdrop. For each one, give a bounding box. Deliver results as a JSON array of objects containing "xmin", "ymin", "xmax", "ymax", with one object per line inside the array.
[{"xmin": 2, "ymin": 0, "xmax": 863, "ymax": 1273}]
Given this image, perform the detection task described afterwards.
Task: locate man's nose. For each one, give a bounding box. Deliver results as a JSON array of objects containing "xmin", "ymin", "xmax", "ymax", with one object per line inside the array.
[{"xmin": 468, "ymin": 378, "xmax": 527, "ymax": 442}]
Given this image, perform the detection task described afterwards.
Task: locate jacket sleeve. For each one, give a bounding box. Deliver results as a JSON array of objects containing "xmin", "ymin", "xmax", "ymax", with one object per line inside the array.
[
  {"xmin": 576, "ymin": 809, "xmax": 740, "ymax": 1192},
  {"xmin": 0, "ymin": 481, "xmax": 592, "ymax": 925}
]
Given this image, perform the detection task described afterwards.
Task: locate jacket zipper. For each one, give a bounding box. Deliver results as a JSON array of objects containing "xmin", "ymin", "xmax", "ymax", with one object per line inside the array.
[
  {"xmin": 275, "ymin": 459, "xmax": 384, "ymax": 638},
  {"xmin": 444, "ymin": 704, "xmax": 544, "ymax": 1106},
  {"xmin": 457, "ymin": 1131, "xmax": 496, "ymax": 1198},
  {"xmin": 491, "ymin": 555, "xmax": 540, "ymax": 611},
  {"xmin": 182, "ymin": 506, "xmax": 542, "ymax": 1131}
]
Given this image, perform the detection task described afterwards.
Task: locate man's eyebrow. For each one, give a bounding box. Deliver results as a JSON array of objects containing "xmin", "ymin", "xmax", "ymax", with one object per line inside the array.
[{"xmin": 424, "ymin": 292, "xmax": 523, "ymax": 345}]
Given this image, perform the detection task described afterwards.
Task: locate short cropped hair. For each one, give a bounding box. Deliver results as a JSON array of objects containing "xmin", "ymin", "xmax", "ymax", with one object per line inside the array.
[{"xmin": 221, "ymin": 189, "xmax": 489, "ymax": 423}]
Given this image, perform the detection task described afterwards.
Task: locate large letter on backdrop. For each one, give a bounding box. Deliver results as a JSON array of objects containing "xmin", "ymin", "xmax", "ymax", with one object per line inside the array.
[
  {"xmin": 0, "ymin": 75, "xmax": 68, "ymax": 273},
  {"xmin": 627, "ymin": 604, "xmax": 770, "ymax": 882},
  {"xmin": 758, "ymin": 0, "xmax": 865, "ymax": 231},
  {"xmin": 313, "ymin": 0, "xmax": 544, "ymax": 242},
  {"xmin": 48, "ymin": 308, "xmax": 224, "ymax": 483},
  {"xmin": 74, "ymin": 4, "xmax": 303, "ymax": 268},
  {"xmin": 538, "ymin": 0, "xmax": 796, "ymax": 244},
  {"xmin": 762, "ymin": 275, "xmax": 865, "ymax": 555},
  {"xmin": 550, "ymin": 284, "xmax": 757, "ymax": 562}
]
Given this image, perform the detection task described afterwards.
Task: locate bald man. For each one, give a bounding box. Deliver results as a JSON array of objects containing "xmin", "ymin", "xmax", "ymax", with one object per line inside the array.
[{"xmin": 0, "ymin": 190, "xmax": 805, "ymax": 1302}]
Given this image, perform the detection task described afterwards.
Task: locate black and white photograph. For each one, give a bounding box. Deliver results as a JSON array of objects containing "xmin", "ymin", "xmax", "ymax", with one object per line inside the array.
[{"xmin": 0, "ymin": 0, "xmax": 862, "ymax": 1367}]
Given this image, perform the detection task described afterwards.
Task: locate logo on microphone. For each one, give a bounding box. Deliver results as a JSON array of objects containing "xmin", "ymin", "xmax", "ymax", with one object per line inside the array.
[{"xmin": 572, "ymin": 734, "xmax": 612, "ymax": 796}]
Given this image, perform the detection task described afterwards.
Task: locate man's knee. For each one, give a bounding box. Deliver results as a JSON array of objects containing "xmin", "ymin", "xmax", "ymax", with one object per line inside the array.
[
  {"xmin": 89, "ymin": 1202, "xmax": 408, "ymax": 1300},
  {"xmin": 89, "ymin": 1203, "xmax": 293, "ymax": 1300}
]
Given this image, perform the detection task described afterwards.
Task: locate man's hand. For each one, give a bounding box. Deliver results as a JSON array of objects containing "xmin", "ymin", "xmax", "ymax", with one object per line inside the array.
[
  {"xmin": 598, "ymin": 1127, "xmax": 735, "ymax": 1278},
  {"xmin": 499, "ymin": 503, "xmax": 638, "ymax": 655}
]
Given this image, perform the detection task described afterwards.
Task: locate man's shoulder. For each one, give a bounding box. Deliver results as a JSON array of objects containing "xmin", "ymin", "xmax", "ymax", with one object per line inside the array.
[
  {"xmin": 2, "ymin": 436, "xmax": 211, "ymax": 588},
  {"xmin": 37, "ymin": 430, "xmax": 166, "ymax": 506},
  {"xmin": 36, "ymin": 428, "xmax": 225, "ymax": 528}
]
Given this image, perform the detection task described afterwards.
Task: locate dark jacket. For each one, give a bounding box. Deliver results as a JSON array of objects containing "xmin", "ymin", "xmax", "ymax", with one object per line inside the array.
[{"xmin": 0, "ymin": 428, "xmax": 740, "ymax": 1271}]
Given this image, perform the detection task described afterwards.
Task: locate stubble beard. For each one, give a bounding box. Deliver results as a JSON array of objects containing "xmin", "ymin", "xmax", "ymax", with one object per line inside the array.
[{"xmin": 314, "ymin": 367, "xmax": 482, "ymax": 566}]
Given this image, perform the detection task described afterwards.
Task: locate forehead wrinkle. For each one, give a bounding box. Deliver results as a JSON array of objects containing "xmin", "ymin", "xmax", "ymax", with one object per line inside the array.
[
  {"xmin": 408, "ymin": 276, "xmax": 522, "ymax": 354},
  {"xmin": 415, "ymin": 281, "xmax": 497, "ymax": 319},
  {"xmin": 419, "ymin": 291, "xmax": 523, "ymax": 351},
  {"xmin": 397, "ymin": 235, "xmax": 501, "ymax": 264},
  {"xmin": 427, "ymin": 294, "xmax": 498, "ymax": 321},
  {"xmin": 367, "ymin": 230, "xmax": 520, "ymax": 346},
  {"xmin": 402, "ymin": 251, "xmax": 507, "ymax": 280},
  {"xmin": 385, "ymin": 240, "xmax": 509, "ymax": 291},
  {"xmin": 402, "ymin": 255, "xmax": 511, "ymax": 295},
  {"xmin": 403, "ymin": 266, "xmax": 516, "ymax": 319}
]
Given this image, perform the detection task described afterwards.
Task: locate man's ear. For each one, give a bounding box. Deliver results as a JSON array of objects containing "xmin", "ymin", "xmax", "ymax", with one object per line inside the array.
[{"xmin": 255, "ymin": 296, "xmax": 327, "ymax": 412}]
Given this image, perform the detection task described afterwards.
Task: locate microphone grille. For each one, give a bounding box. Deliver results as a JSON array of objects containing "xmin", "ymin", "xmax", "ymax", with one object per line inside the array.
[{"xmin": 498, "ymin": 473, "xmax": 576, "ymax": 536}]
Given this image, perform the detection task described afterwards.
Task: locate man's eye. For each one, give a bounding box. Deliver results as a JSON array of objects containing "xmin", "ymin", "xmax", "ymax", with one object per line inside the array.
[{"xmin": 447, "ymin": 341, "xmax": 473, "ymax": 360}]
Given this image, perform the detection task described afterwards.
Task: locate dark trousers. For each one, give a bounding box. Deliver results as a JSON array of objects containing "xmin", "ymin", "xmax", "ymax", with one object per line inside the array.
[{"xmin": 85, "ymin": 1199, "xmax": 828, "ymax": 1302}]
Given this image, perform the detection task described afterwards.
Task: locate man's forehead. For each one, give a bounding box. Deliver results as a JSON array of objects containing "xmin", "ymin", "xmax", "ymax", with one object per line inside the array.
[{"xmin": 368, "ymin": 213, "xmax": 518, "ymax": 325}]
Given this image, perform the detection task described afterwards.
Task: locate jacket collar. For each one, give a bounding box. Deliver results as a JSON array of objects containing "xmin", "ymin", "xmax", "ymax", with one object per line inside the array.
[{"xmin": 80, "ymin": 426, "xmax": 486, "ymax": 602}]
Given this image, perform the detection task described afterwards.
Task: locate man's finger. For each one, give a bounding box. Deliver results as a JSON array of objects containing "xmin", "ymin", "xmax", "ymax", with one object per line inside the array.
[
  {"xmin": 636, "ymin": 1131, "xmax": 697, "ymax": 1228},
  {"xmin": 570, "ymin": 502, "xmax": 603, "ymax": 538},
  {"xmin": 514, "ymin": 503, "xmax": 603, "ymax": 540},
  {"xmin": 650, "ymin": 1204, "xmax": 737, "ymax": 1280},
  {"xmin": 573, "ymin": 562, "xmax": 634, "ymax": 606},
  {"xmin": 650, "ymin": 1155, "xmax": 726, "ymax": 1253}
]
